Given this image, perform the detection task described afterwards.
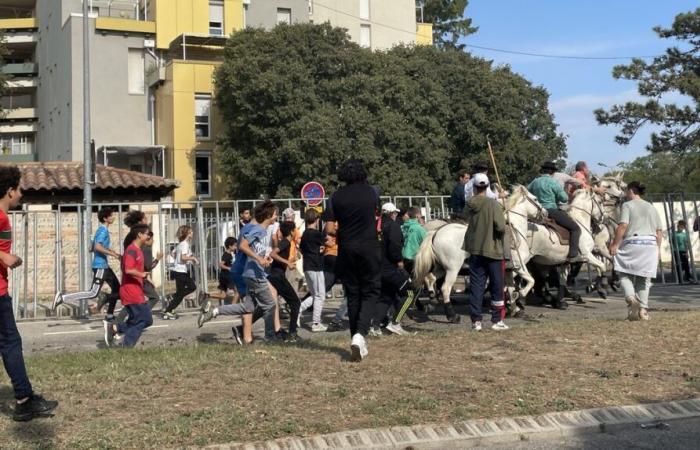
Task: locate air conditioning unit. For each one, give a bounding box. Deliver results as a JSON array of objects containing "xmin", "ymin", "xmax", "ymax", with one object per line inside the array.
[{"xmin": 144, "ymin": 38, "xmax": 155, "ymax": 49}]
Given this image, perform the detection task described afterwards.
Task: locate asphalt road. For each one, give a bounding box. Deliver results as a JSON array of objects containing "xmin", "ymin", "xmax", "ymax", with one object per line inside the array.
[
  {"xmin": 480, "ymin": 417, "xmax": 700, "ymax": 450},
  {"xmin": 16, "ymin": 281, "xmax": 700, "ymax": 356}
]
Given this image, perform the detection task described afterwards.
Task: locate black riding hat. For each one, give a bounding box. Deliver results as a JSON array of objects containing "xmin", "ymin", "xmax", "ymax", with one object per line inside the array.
[{"xmin": 541, "ymin": 161, "xmax": 558, "ymax": 171}]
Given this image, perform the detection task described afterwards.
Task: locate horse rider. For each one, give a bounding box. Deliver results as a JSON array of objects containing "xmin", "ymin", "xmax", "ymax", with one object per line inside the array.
[
  {"xmin": 528, "ymin": 161, "xmax": 586, "ymax": 263},
  {"xmin": 573, "ymin": 161, "xmax": 606, "ymax": 195},
  {"xmin": 450, "ymin": 169, "xmax": 469, "ymax": 219}
]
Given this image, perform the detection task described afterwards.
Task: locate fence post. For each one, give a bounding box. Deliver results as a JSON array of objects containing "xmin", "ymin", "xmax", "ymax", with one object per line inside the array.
[
  {"xmin": 196, "ymin": 201, "xmax": 208, "ymax": 298},
  {"xmin": 667, "ymin": 194, "xmax": 682, "ymax": 284},
  {"xmin": 32, "ymin": 213, "xmax": 38, "ymax": 318},
  {"xmin": 679, "ymin": 193, "xmax": 698, "ymax": 283},
  {"xmin": 659, "ymin": 197, "xmax": 669, "ymax": 284},
  {"xmin": 22, "ymin": 210, "xmax": 29, "ymax": 318}
]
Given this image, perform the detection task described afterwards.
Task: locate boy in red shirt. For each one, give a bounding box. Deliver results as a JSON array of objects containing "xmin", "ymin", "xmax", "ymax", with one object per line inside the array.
[
  {"xmin": 0, "ymin": 165, "xmax": 58, "ymax": 421},
  {"xmin": 105, "ymin": 224, "xmax": 153, "ymax": 348}
]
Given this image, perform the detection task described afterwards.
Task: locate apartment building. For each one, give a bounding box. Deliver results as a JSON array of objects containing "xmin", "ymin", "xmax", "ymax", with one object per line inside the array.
[{"xmin": 0, "ymin": 0, "xmax": 431, "ymax": 202}]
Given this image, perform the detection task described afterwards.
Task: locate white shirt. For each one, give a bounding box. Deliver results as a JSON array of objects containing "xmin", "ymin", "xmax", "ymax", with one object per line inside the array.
[
  {"xmin": 552, "ymin": 172, "xmax": 582, "ymax": 189},
  {"xmin": 266, "ymin": 221, "xmax": 280, "ymax": 249},
  {"xmin": 464, "ymin": 177, "xmax": 498, "ymax": 202},
  {"xmin": 172, "ymin": 240, "xmax": 191, "ymax": 273}
]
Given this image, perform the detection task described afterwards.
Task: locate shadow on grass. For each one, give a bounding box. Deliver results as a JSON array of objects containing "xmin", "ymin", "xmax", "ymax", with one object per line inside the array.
[{"xmin": 0, "ymin": 387, "xmax": 57, "ymax": 448}]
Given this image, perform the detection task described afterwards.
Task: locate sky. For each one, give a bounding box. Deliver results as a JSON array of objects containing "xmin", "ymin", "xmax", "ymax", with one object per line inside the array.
[{"xmin": 461, "ymin": 0, "xmax": 697, "ymax": 170}]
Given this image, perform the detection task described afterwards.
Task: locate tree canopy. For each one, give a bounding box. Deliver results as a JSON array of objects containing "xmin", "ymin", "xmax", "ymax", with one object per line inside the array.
[
  {"xmin": 215, "ymin": 23, "xmax": 566, "ymax": 198},
  {"xmin": 595, "ymin": 8, "xmax": 700, "ymax": 155},
  {"xmin": 617, "ymin": 153, "xmax": 700, "ymax": 194},
  {"xmin": 420, "ymin": 0, "xmax": 478, "ymax": 50}
]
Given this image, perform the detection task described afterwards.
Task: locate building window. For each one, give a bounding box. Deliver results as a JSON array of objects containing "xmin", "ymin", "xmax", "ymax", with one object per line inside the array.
[
  {"xmin": 277, "ymin": 8, "xmax": 292, "ymax": 25},
  {"xmin": 209, "ymin": 0, "xmax": 224, "ymax": 36},
  {"xmin": 195, "ymin": 94, "xmax": 212, "ymax": 140},
  {"xmin": 196, "ymin": 153, "xmax": 212, "ymax": 197},
  {"xmin": 360, "ymin": 24, "xmax": 371, "ymax": 48},
  {"xmin": 0, "ymin": 134, "xmax": 34, "ymax": 155},
  {"xmin": 360, "ymin": 0, "xmax": 370, "ymax": 20},
  {"xmin": 128, "ymin": 48, "xmax": 145, "ymax": 95}
]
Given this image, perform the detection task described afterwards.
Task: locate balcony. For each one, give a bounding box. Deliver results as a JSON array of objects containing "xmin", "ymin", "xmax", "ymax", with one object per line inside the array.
[
  {"xmin": 416, "ymin": 23, "xmax": 433, "ymax": 45},
  {"xmin": 0, "ymin": 17, "xmax": 38, "ymax": 31},
  {"xmin": 2, "ymin": 108, "xmax": 37, "ymax": 121},
  {"xmin": 0, "ymin": 133, "xmax": 36, "ymax": 162},
  {"xmin": 1, "ymin": 63, "xmax": 38, "ymax": 76}
]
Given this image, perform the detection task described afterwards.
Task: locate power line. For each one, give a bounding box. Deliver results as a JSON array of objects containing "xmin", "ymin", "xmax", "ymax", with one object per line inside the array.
[
  {"xmin": 464, "ymin": 44, "xmax": 659, "ymax": 61},
  {"xmin": 311, "ymin": 1, "xmax": 662, "ymax": 61}
]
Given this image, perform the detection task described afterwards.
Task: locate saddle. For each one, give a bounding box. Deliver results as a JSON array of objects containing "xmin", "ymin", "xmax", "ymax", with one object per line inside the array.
[{"xmin": 542, "ymin": 217, "xmax": 570, "ymax": 245}]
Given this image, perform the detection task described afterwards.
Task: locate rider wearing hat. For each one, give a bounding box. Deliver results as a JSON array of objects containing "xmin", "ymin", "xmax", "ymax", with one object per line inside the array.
[
  {"xmin": 464, "ymin": 162, "xmax": 499, "ymax": 202},
  {"xmin": 528, "ymin": 161, "xmax": 584, "ymax": 263}
]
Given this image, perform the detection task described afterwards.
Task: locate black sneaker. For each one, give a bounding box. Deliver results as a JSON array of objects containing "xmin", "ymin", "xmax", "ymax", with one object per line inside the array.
[
  {"xmin": 284, "ymin": 332, "xmax": 300, "ymax": 343},
  {"xmin": 275, "ymin": 329, "xmax": 289, "ymax": 340},
  {"xmin": 326, "ymin": 319, "xmax": 346, "ymax": 332},
  {"xmin": 231, "ymin": 325, "xmax": 243, "ymax": 346},
  {"xmin": 13, "ymin": 394, "xmax": 59, "ymax": 422}
]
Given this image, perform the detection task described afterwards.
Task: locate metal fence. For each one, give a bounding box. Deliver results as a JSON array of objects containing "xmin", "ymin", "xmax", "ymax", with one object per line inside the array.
[{"xmin": 7, "ymin": 193, "xmax": 699, "ymax": 320}]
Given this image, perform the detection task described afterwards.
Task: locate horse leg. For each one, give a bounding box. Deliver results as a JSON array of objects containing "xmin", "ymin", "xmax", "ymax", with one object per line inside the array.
[
  {"xmin": 441, "ymin": 267, "xmax": 461, "ymax": 324},
  {"xmin": 588, "ymin": 256, "xmax": 608, "ymax": 301},
  {"xmin": 553, "ymin": 266, "xmax": 569, "ymax": 309}
]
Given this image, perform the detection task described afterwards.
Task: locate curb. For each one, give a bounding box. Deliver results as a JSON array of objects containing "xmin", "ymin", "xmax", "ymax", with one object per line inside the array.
[{"xmin": 201, "ymin": 398, "xmax": 700, "ymax": 450}]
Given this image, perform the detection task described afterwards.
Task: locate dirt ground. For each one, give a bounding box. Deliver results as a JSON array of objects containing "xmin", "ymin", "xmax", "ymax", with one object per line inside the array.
[{"xmin": 1, "ymin": 310, "xmax": 698, "ymax": 449}]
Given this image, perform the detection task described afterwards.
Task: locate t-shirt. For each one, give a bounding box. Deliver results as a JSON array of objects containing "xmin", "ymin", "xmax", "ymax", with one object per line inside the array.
[
  {"xmin": 552, "ymin": 172, "xmax": 582, "ymax": 189},
  {"xmin": 242, "ymin": 223, "xmax": 271, "ymax": 280},
  {"xmin": 120, "ymin": 243, "xmax": 145, "ymax": 306},
  {"xmin": 572, "ymin": 171, "xmax": 591, "ymax": 188},
  {"xmin": 171, "ymin": 240, "xmax": 191, "ymax": 273},
  {"xmin": 620, "ymin": 199, "xmax": 662, "ymax": 239},
  {"xmin": 231, "ymin": 223, "xmax": 254, "ymax": 276},
  {"xmin": 321, "ymin": 183, "xmax": 378, "ymax": 246},
  {"xmin": 300, "ymin": 228, "xmax": 325, "ymax": 272},
  {"xmin": 92, "ymin": 224, "xmax": 110, "ymax": 269},
  {"xmin": 271, "ymin": 239, "xmax": 292, "ymax": 273},
  {"xmin": 267, "ymin": 221, "xmax": 280, "ymax": 247},
  {"xmin": 675, "ymin": 231, "xmax": 689, "ymax": 252},
  {"xmin": 528, "ymin": 175, "xmax": 568, "ymax": 210},
  {"xmin": 143, "ymin": 244, "xmax": 154, "ymax": 272},
  {"xmin": 0, "ymin": 210, "xmax": 12, "ymax": 296},
  {"xmin": 219, "ymin": 251, "xmax": 234, "ymax": 284}
]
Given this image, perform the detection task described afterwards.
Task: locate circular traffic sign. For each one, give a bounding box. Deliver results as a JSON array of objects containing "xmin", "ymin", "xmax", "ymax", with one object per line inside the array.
[{"xmin": 301, "ymin": 181, "xmax": 325, "ymax": 206}]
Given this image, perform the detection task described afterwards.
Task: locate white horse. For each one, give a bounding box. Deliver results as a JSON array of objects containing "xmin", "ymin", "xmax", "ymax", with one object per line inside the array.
[{"xmin": 509, "ymin": 186, "xmax": 607, "ymax": 303}]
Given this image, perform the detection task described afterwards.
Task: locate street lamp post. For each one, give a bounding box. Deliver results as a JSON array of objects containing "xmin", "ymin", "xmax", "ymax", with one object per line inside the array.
[{"xmin": 82, "ymin": 0, "xmax": 93, "ymax": 302}]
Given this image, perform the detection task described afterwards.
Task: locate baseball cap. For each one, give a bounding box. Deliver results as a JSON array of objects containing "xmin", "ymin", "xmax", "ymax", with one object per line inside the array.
[
  {"xmin": 473, "ymin": 173, "xmax": 490, "ymax": 187},
  {"xmin": 381, "ymin": 202, "xmax": 399, "ymax": 213}
]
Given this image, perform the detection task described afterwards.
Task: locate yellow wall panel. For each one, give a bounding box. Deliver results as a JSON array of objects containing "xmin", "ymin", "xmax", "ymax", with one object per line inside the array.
[{"xmin": 224, "ymin": 0, "xmax": 244, "ymax": 35}]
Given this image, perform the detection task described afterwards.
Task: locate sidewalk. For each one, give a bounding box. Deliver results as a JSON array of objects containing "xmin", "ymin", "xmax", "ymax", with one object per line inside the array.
[{"xmin": 201, "ymin": 398, "xmax": 700, "ymax": 450}]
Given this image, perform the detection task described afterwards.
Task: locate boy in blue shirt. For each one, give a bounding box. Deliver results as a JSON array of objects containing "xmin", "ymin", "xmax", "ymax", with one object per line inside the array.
[{"xmin": 52, "ymin": 207, "xmax": 122, "ymax": 322}]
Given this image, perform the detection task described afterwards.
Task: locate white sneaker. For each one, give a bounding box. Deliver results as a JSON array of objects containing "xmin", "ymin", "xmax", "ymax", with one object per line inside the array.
[
  {"xmin": 385, "ymin": 322, "xmax": 409, "ymax": 336},
  {"xmin": 310, "ymin": 322, "xmax": 327, "ymax": 332},
  {"xmin": 471, "ymin": 321, "xmax": 482, "ymax": 331},
  {"xmin": 492, "ymin": 321, "xmax": 510, "ymax": 331},
  {"xmin": 350, "ymin": 333, "xmax": 368, "ymax": 362},
  {"xmin": 52, "ymin": 291, "xmax": 63, "ymax": 311}
]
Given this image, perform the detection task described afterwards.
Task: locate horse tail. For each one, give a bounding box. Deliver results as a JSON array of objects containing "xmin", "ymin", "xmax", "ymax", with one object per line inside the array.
[{"xmin": 413, "ymin": 229, "xmax": 439, "ymax": 288}]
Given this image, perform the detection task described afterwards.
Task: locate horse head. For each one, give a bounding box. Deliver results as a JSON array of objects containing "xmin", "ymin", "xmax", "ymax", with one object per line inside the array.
[{"xmin": 507, "ymin": 185, "xmax": 547, "ymax": 222}]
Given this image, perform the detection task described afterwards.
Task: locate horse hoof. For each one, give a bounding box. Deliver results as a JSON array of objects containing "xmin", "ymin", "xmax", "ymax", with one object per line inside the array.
[
  {"xmin": 597, "ymin": 290, "xmax": 607, "ymax": 300},
  {"xmin": 555, "ymin": 301, "xmax": 569, "ymax": 310},
  {"xmin": 576, "ymin": 297, "xmax": 585, "ymax": 304},
  {"xmin": 514, "ymin": 310, "xmax": 526, "ymax": 318}
]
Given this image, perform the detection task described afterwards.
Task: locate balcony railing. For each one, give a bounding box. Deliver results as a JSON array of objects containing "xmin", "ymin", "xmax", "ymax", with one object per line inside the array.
[
  {"xmin": 0, "ymin": 18, "xmax": 38, "ymax": 31},
  {"xmin": 88, "ymin": 0, "xmax": 151, "ymax": 21},
  {"xmin": 0, "ymin": 63, "xmax": 38, "ymax": 76}
]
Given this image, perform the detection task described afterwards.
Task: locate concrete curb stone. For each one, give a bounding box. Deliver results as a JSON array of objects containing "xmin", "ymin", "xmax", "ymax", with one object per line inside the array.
[{"xmin": 198, "ymin": 398, "xmax": 700, "ymax": 450}]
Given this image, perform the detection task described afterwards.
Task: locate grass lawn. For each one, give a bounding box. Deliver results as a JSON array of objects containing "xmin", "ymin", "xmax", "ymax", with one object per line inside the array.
[{"xmin": 1, "ymin": 311, "xmax": 699, "ymax": 449}]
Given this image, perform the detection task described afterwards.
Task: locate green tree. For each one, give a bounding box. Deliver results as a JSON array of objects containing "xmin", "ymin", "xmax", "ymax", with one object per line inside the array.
[
  {"xmin": 420, "ymin": 0, "xmax": 478, "ymax": 50},
  {"xmin": 215, "ymin": 23, "xmax": 565, "ymax": 198},
  {"xmin": 617, "ymin": 153, "xmax": 700, "ymax": 194},
  {"xmin": 595, "ymin": 8, "xmax": 700, "ymax": 155}
]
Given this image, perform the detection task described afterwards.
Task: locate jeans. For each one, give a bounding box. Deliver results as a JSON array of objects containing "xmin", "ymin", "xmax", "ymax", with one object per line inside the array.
[
  {"xmin": 301, "ymin": 271, "xmax": 325, "ymax": 324},
  {"xmin": 336, "ymin": 242, "xmax": 381, "ymax": 337},
  {"xmin": 619, "ymin": 273, "xmax": 651, "ymax": 309},
  {"xmin": 117, "ymin": 303, "xmax": 153, "ymax": 348},
  {"xmin": 166, "ymin": 271, "xmax": 196, "ymax": 313},
  {"xmin": 117, "ymin": 279, "xmax": 159, "ymax": 324},
  {"xmin": 244, "ymin": 278, "xmax": 276, "ymax": 339},
  {"xmin": 468, "ymin": 255, "xmax": 505, "ymax": 323},
  {"xmin": 675, "ymin": 251, "xmax": 692, "ymax": 282},
  {"xmin": 375, "ymin": 266, "xmax": 410, "ymax": 324},
  {"xmin": 268, "ymin": 269, "xmax": 301, "ymax": 333},
  {"xmin": 0, "ymin": 295, "xmax": 33, "ymax": 399},
  {"xmin": 62, "ymin": 268, "xmax": 120, "ymax": 315},
  {"xmin": 547, "ymin": 208, "xmax": 581, "ymax": 259}
]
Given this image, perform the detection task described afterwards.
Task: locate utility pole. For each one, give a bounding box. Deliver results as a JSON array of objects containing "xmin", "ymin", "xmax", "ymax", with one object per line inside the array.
[{"xmin": 82, "ymin": 0, "xmax": 93, "ymax": 296}]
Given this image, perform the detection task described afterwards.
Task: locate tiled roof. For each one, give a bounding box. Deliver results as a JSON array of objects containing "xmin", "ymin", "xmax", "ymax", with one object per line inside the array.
[{"xmin": 4, "ymin": 162, "xmax": 180, "ymax": 192}]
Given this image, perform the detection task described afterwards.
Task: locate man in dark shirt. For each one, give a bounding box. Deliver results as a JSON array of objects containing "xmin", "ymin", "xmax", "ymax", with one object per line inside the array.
[
  {"xmin": 299, "ymin": 209, "xmax": 327, "ymax": 331},
  {"xmin": 372, "ymin": 202, "xmax": 411, "ymax": 336},
  {"xmin": 449, "ymin": 169, "xmax": 469, "ymax": 219},
  {"xmin": 322, "ymin": 159, "xmax": 380, "ymax": 362}
]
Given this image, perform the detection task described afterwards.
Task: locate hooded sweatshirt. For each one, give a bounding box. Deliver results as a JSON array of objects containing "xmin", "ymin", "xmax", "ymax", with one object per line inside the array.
[{"xmin": 464, "ymin": 195, "xmax": 506, "ymax": 260}]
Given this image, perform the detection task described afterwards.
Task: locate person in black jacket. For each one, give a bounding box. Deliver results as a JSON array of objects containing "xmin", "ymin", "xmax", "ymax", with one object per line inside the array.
[
  {"xmin": 371, "ymin": 202, "xmax": 411, "ymax": 336},
  {"xmin": 449, "ymin": 169, "xmax": 470, "ymax": 219},
  {"xmin": 321, "ymin": 159, "xmax": 380, "ymax": 362}
]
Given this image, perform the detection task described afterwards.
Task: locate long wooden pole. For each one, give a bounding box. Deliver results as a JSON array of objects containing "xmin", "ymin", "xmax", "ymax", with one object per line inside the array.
[{"xmin": 486, "ymin": 135, "xmax": 503, "ymax": 191}]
